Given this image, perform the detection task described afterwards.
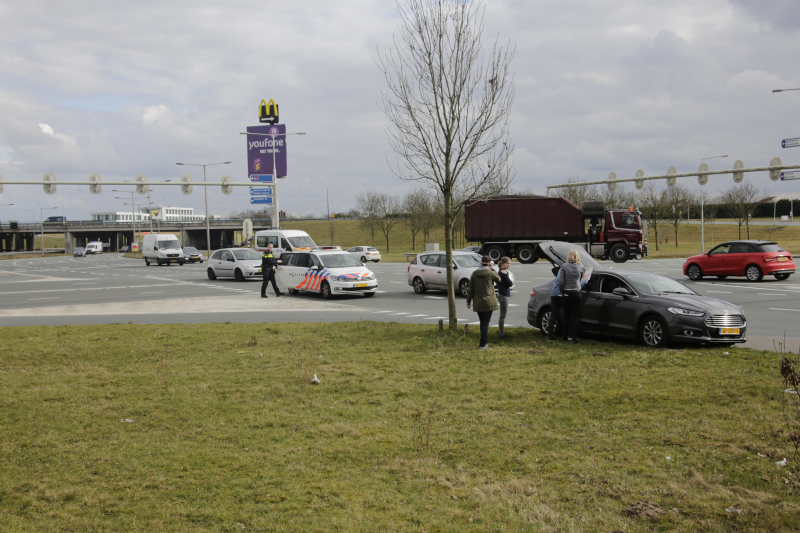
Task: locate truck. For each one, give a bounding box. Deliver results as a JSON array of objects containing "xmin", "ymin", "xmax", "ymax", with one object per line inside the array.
[{"xmin": 464, "ymin": 195, "xmax": 647, "ymax": 264}]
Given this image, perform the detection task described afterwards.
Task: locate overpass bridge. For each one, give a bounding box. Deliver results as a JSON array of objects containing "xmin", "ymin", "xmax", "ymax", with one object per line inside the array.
[{"xmin": 0, "ymin": 219, "xmax": 272, "ymax": 253}]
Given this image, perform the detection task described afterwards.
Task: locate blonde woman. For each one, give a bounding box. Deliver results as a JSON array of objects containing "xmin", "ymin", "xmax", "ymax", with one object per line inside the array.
[{"xmin": 554, "ymin": 250, "xmax": 588, "ymax": 343}]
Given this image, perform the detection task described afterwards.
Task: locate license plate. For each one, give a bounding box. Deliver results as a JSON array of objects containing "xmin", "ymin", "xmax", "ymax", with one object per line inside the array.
[
  {"xmin": 778, "ymin": 257, "xmax": 789, "ymax": 262},
  {"xmin": 355, "ymin": 283, "xmax": 367, "ymax": 288},
  {"xmin": 258, "ymin": 269, "xmax": 262, "ymax": 273},
  {"xmin": 720, "ymin": 328, "xmax": 740, "ymax": 335}
]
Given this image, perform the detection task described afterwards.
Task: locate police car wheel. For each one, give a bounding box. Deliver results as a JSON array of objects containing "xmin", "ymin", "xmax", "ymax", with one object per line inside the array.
[
  {"xmin": 288, "ymin": 288, "xmax": 299, "ymax": 295},
  {"xmin": 320, "ymin": 281, "xmax": 332, "ymax": 299}
]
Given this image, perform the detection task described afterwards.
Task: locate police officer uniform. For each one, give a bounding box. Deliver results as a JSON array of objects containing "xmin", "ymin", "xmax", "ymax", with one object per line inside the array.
[{"xmin": 261, "ymin": 249, "xmax": 284, "ymax": 298}]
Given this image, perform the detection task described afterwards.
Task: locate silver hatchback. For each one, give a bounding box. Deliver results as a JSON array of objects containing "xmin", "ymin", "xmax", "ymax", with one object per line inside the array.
[{"xmin": 407, "ymin": 251, "xmax": 514, "ymax": 297}]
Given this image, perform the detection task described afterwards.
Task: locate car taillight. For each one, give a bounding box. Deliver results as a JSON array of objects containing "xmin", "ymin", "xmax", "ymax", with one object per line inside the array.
[
  {"xmin": 530, "ymin": 289, "xmax": 537, "ymax": 297},
  {"xmin": 408, "ymin": 264, "xmax": 411, "ymax": 272},
  {"xmin": 764, "ymin": 256, "xmax": 775, "ymax": 262}
]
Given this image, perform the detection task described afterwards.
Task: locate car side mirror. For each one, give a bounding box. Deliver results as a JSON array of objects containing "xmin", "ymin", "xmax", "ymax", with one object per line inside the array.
[
  {"xmin": 612, "ymin": 287, "xmax": 629, "ymax": 296},
  {"xmin": 228, "ymin": 258, "xmax": 235, "ymax": 262}
]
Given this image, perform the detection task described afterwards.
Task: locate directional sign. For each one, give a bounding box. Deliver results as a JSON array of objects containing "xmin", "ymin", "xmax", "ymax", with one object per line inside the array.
[
  {"xmin": 781, "ymin": 137, "xmax": 800, "ymax": 149},
  {"xmin": 250, "ymin": 187, "xmax": 273, "ymax": 196},
  {"xmin": 250, "ymin": 196, "xmax": 274, "ymax": 205},
  {"xmin": 781, "ymin": 171, "xmax": 800, "ymax": 181},
  {"xmin": 249, "ymin": 174, "xmax": 274, "ymax": 183}
]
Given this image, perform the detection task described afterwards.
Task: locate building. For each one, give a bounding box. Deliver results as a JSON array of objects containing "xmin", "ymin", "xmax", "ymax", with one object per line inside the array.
[
  {"xmin": 91, "ymin": 212, "xmax": 151, "ymax": 222},
  {"xmin": 140, "ymin": 206, "xmax": 205, "ymax": 222}
]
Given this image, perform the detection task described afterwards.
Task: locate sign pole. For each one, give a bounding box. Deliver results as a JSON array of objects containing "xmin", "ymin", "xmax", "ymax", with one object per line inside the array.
[{"xmin": 273, "ymin": 132, "xmax": 279, "ymax": 229}]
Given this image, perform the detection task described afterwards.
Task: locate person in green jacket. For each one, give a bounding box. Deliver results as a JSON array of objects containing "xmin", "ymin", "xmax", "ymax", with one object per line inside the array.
[{"xmin": 466, "ymin": 255, "xmax": 502, "ymax": 350}]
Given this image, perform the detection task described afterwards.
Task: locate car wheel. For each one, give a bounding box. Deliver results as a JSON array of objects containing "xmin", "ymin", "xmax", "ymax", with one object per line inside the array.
[
  {"xmin": 364, "ymin": 292, "xmax": 376, "ymax": 298},
  {"xmin": 413, "ymin": 276, "xmax": 427, "ymax": 294},
  {"xmin": 516, "ymin": 245, "xmax": 536, "ymax": 264},
  {"xmin": 537, "ymin": 307, "xmax": 553, "ymax": 337},
  {"xmin": 320, "ymin": 281, "xmax": 332, "ymax": 299},
  {"xmin": 234, "ymin": 269, "xmax": 245, "ymax": 282},
  {"xmin": 745, "ymin": 264, "xmax": 763, "ymax": 282},
  {"xmin": 288, "ymin": 288, "xmax": 299, "ymax": 295},
  {"xmin": 157, "ymin": 259, "xmax": 163, "ymax": 266},
  {"xmin": 686, "ymin": 264, "xmax": 703, "ymax": 280},
  {"xmin": 610, "ymin": 243, "xmax": 629, "ymax": 263},
  {"xmin": 486, "ymin": 245, "xmax": 505, "ymax": 263},
  {"xmin": 639, "ymin": 315, "xmax": 669, "ymax": 348},
  {"xmin": 361, "ymin": 256, "xmax": 367, "ymax": 263},
  {"xmin": 716, "ymin": 275, "xmax": 727, "ymax": 279},
  {"xmin": 458, "ymin": 279, "xmax": 469, "ymax": 298},
  {"xmin": 207, "ymin": 268, "xmax": 216, "ymax": 280},
  {"xmin": 144, "ymin": 258, "xmax": 150, "ymax": 266},
  {"xmin": 179, "ymin": 261, "xmax": 185, "ymax": 266},
  {"xmin": 374, "ymin": 260, "xmax": 380, "ymax": 263},
  {"xmin": 200, "ymin": 260, "xmax": 204, "ymax": 264},
  {"xmin": 775, "ymin": 273, "xmax": 791, "ymax": 281}
]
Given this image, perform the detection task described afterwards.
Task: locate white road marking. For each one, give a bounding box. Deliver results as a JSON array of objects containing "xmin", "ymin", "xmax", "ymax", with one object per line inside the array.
[
  {"xmin": 406, "ymin": 314, "xmax": 428, "ymax": 318},
  {"xmin": 770, "ymin": 308, "xmax": 800, "ymax": 312},
  {"xmin": 373, "ymin": 310, "xmax": 393, "ymax": 313},
  {"xmin": 73, "ymin": 282, "xmax": 97, "ymax": 285},
  {"xmin": 705, "ymin": 291, "xmax": 733, "ymax": 294},
  {"xmin": 758, "ymin": 293, "xmax": 785, "ymax": 296},
  {"xmin": 424, "ymin": 296, "xmax": 445, "ymax": 300},
  {"xmin": 29, "ymin": 297, "xmax": 59, "ymax": 300},
  {"xmin": 140, "ymin": 291, "xmax": 166, "ymax": 294},
  {"xmin": 508, "ymin": 304, "xmax": 519, "ymax": 307},
  {"xmin": 388, "ymin": 312, "xmax": 410, "ymax": 315},
  {"xmin": 424, "ymin": 316, "xmax": 448, "ymax": 320}
]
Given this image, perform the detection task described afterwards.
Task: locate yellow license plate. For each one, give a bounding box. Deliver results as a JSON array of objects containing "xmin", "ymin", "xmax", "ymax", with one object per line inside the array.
[
  {"xmin": 355, "ymin": 283, "xmax": 367, "ymax": 288},
  {"xmin": 258, "ymin": 269, "xmax": 262, "ymax": 273},
  {"xmin": 778, "ymin": 257, "xmax": 789, "ymax": 262},
  {"xmin": 720, "ymin": 328, "xmax": 741, "ymax": 335}
]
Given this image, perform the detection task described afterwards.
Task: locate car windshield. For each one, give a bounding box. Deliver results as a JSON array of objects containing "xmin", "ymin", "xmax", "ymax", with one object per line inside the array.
[
  {"xmin": 454, "ymin": 254, "xmax": 482, "ymax": 268},
  {"xmin": 159, "ymin": 240, "xmax": 181, "ymax": 250},
  {"xmin": 627, "ymin": 274, "xmax": 697, "ymax": 296},
  {"xmin": 541, "ymin": 242, "xmax": 602, "ymax": 270},
  {"xmin": 75, "ymin": 248, "xmax": 84, "ymax": 251},
  {"xmin": 288, "ymin": 236, "xmax": 316, "ymax": 248},
  {"xmin": 184, "ymin": 247, "xmax": 198, "ymax": 253},
  {"xmin": 319, "ymin": 254, "xmax": 363, "ymax": 268},
  {"xmin": 757, "ymin": 243, "xmax": 785, "ymax": 253},
  {"xmin": 233, "ymin": 249, "xmax": 262, "ymax": 260}
]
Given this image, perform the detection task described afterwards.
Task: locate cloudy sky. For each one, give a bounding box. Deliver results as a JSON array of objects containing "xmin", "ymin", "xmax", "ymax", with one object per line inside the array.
[{"xmin": 1, "ymin": 0, "xmax": 799, "ymax": 221}]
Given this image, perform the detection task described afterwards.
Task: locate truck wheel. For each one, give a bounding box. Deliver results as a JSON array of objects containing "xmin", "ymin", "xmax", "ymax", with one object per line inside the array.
[
  {"xmin": 516, "ymin": 245, "xmax": 536, "ymax": 264},
  {"xmin": 609, "ymin": 244, "xmax": 629, "ymax": 263},
  {"xmin": 458, "ymin": 279, "xmax": 469, "ymax": 298},
  {"xmin": 486, "ymin": 245, "xmax": 505, "ymax": 263},
  {"xmin": 413, "ymin": 276, "xmax": 426, "ymax": 294}
]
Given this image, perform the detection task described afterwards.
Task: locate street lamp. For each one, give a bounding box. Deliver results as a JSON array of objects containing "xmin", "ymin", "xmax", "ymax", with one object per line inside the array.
[
  {"xmin": 0, "ymin": 203, "xmax": 13, "ymax": 222},
  {"xmin": 114, "ymin": 196, "xmax": 140, "ymax": 250},
  {"xmin": 700, "ymin": 155, "xmax": 728, "ymax": 252},
  {"xmin": 772, "ymin": 88, "xmax": 800, "ymax": 93},
  {"xmin": 176, "ymin": 161, "xmax": 231, "ymax": 259},
  {"xmin": 40, "ymin": 207, "xmax": 57, "ymax": 256},
  {"xmin": 238, "ymin": 131, "xmax": 306, "ymax": 229}
]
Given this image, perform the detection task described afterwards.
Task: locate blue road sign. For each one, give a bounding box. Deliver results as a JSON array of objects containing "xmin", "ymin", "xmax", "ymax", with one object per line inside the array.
[
  {"xmin": 250, "ymin": 196, "xmax": 274, "ymax": 205},
  {"xmin": 249, "ymin": 174, "xmax": 274, "ymax": 183},
  {"xmin": 250, "ymin": 187, "xmax": 273, "ymax": 196},
  {"xmin": 780, "ymin": 171, "xmax": 800, "ymax": 181},
  {"xmin": 781, "ymin": 137, "xmax": 800, "ymax": 149}
]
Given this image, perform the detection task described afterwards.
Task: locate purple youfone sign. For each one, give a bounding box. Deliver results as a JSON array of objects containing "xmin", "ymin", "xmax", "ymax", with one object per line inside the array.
[{"xmin": 247, "ymin": 124, "xmax": 287, "ymax": 177}]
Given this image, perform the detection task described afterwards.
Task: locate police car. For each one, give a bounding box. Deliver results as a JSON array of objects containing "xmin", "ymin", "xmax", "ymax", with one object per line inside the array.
[{"xmin": 277, "ymin": 250, "xmax": 378, "ymax": 299}]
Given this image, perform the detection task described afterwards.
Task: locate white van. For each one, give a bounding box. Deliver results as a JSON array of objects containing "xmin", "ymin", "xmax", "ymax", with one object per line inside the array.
[
  {"xmin": 254, "ymin": 230, "xmax": 326, "ymax": 257},
  {"xmin": 85, "ymin": 242, "xmax": 103, "ymax": 255},
  {"xmin": 142, "ymin": 234, "xmax": 185, "ymax": 266}
]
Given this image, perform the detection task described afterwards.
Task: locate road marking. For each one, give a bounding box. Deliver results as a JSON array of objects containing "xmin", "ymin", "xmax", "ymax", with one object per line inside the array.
[
  {"xmin": 140, "ymin": 291, "xmax": 166, "ymax": 294},
  {"xmin": 697, "ymin": 282, "xmax": 800, "ymax": 294},
  {"xmin": 759, "ymin": 293, "xmax": 785, "ymax": 296},
  {"xmin": 508, "ymin": 304, "xmax": 519, "ymax": 307},
  {"xmin": 74, "ymin": 282, "xmax": 97, "ymax": 285},
  {"xmin": 770, "ymin": 308, "xmax": 800, "ymax": 312},
  {"xmin": 705, "ymin": 291, "xmax": 733, "ymax": 294},
  {"xmin": 389, "ymin": 281, "xmax": 403, "ymax": 284},
  {"xmin": 373, "ymin": 310, "xmax": 393, "ymax": 313},
  {"xmin": 29, "ymin": 297, "xmax": 59, "ymax": 300},
  {"xmin": 388, "ymin": 312, "xmax": 410, "ymax": 315},
  {"xmin": 424, "ymin": 296, "xmax": 445, "ymax": 300},
  {"xmin": 424, "ymin": 316, "xmax": 447, "ymax": 320},
  {"xmin": 406, "ymin": 314, "xmax": 428, "ymax": 318}
]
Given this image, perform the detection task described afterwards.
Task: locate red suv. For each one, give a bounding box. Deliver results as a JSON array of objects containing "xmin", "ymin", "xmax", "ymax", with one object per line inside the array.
[{"xmin": 684, "ymin": 240, "xmax": 795, "ymax": 282}]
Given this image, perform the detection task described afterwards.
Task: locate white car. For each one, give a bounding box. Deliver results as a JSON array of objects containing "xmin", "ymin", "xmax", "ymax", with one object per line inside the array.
[
  {"xmin": 407, "ymin": 250, "xmax": 515, "ymax": 297},
  {"xmin": 207, "ymin": 248, "xmax": 263, "ymax": 281},
  {"xmin": 347, "ymin": 246, "xmax": 381, "ymax": 263},
  {"xmin": 278, "ymin": 250, "xmax": 378, "ymax": 298}
]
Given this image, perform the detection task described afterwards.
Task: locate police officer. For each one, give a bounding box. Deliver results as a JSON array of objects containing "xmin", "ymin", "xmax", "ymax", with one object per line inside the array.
[{"xmin": 261, "ymin": 243, "xmax": 284, "ymax": 298}]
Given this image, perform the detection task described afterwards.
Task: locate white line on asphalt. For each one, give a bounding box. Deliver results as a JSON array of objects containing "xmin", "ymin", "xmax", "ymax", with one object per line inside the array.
[
  {"xmin": 389, "ymin": 281, "xmax": 403, "ymax": 283},
  {"xmin": 424, "ymin": 316, "xmax": 447, "ymax": 320},
  {"xmin": 73, "ymin": 282, "xmax": 97, "ymax": 285},
  {"xmin": 770, "ymin": 308, "xmax": 800, "ymax": 312},
  {"xmin": 388, "ymin": 312, "xmax": 410, "ymax": 315},
  {"xmin": 373, "ymin": 310, "xmax": 393, "ymax": 313},
  {"xmin": 758, "ymin": 293, "xmax": 785, "ymax": 295},
  {"xmin": 424, "ymin": 296, "xmax": 445, "ymax": 299},
  {"xmin": 705, "ymin": 291, "xmax": 733, "ymax": 293},
  {"xmin": 697, "ymin": 282, "xmax": 800, "ymax": 294},
  {"xmin": 406, "ymin": 314, "xmax": 428, "ymax": 318},
  {"xmin": 508, "ymin": 304, "xmax": 519, "ymax": 307},
  {"xmin": 140, "ymin": 291, "xmax": 165, "ymax": 294},
  {"xmin": 29, "ymin": 297, "xmax": 59, "ymax": 300}
]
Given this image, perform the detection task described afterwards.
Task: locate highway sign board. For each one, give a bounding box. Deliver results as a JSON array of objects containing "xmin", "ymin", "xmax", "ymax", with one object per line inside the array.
[
  {"xmin": 781, "ymin": 137, "xmax": 800, "ymax": 149},
  {"xmin": 249, "ymin": 174, "xmax": 274, "ymax": 183},
  {"xmin": 780, "ymin": 171, "xmax": 800, "ymax": 181},
  {"xmin": 250, "ymin": 187, "xmax": 273, "ymax": 196},
  {"xmin": 250, "ymin": 196, "xmax": 274, "ymax": 205}
]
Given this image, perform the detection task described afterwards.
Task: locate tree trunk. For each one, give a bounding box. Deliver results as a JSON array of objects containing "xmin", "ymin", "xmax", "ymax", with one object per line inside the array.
[
  {"xmin": 674, "ymin": 224, "xmax": 679, "ymax": 247},
  {"xmin": 653, "ymin": 225, "xmax": 660, "ymax": 251},
  {"xmin": 444, "ymin": 194, "xmax": 458, "ymax": 331},
  {"xmin": 737, "ymin": 222, "xmax": 742, "ymax": 239},
  {"xmin": 412, "ymin": 231, "xmax": 416, "ymax": 251},
  {"xmin": 385, "ymin": 232, "xmax": 390, "ymax": 253},
  {"xmin": 745, "ymin": 220, "xmax": 751, "ymax": 239}
]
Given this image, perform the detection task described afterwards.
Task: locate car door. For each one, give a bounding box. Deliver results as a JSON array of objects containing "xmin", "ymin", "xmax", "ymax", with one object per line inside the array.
[
  {"xmin": 217, "ymin": 250, "xmax": 235, "ymax": 276},
  {"xmin": 277, "ymin": 253, "xmax": 298, "ymax": 291},
  {"xmin": 704, "ymin": 244, "xmax": 730, "ymax": 275},
  {"xmin": 725, "ymin": 243, "xmax": 750, "ymax": 275},
  {"xmin": 425, "ymin": 254, "xmax": 447, "ymax": 289},
  {"xmin": 596, "ymin": 275, "xmax": 639, "ymax": 338}
]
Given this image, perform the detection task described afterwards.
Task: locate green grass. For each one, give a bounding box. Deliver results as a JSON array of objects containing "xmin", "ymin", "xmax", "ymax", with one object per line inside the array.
[{"xmin": 1, "ymin": 322, "xmax": 798, "ymax": 531}]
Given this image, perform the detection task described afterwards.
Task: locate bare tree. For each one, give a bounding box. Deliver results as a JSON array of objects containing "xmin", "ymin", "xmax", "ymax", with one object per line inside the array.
[
  {"xmin": 636, "ymin": 183, "xmax": 668, "ymax": 251},
  {"xmin": 554, "ymin": 178, "xmax": 600, "ymax": 207},
  {"xmin": 719, "ymin": 182, "xmax": 761, "ymax": 239},
  {"xmin": 379, "ymin": 0, "xmax": 515, "ymax": 330},
  {"xmin": 403, "ymin": 189, "xmax": 435, "ymax": 250},
  {"xmin": 662, "ymin": 184, "xmax": 696, "ymax": 247},
  {"xmin": 602, "ymin": 185, "xmax": 635, "ymax": 211},
  {"xmin": 373, "ymin": 193, "xmax": 402, "ymax": 252},
  {"xmin": 355, "ymin": 191, "xmax": 381, "ymax": 246},
  {"xmin": 703, "ymin": 196, "xmax": 719, "ymax": 250}
]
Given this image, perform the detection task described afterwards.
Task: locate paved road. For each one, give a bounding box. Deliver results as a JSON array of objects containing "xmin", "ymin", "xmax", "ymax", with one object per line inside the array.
[{"xmin": 0, "ymin": 254, "xmax": 798, "ymax": 351}]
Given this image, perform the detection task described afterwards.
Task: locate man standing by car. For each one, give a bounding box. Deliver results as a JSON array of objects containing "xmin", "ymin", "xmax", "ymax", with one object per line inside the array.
[{"xmin": 261, "ymin": 243, "xmax": 284, "ymax": 298}]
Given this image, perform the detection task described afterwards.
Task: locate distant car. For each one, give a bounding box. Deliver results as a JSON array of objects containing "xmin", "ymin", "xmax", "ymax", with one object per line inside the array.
[
  {"xmin": 44, "ymin": 216, "xmax": 66, "ymax": 224},
  {"xmin": 462, "ymin": 245, "xmax": 483, "ymax": 254},
  {"xmin": 73, "ymin": 247, "xmax": 85, "ymax": 257},
  {"xmin": 407, "ymin": 250, "xmax": 514, "ymax": 297},
  {"xmin": 119, "ymin": 246, "xmax": 131, "ymax": 253},
  {"xmin": 183, "ymin": 246, "xmax": 204, "ymax": 263},
  {"xmin": 207, "ymin": 248, "xmax": 262, "ymax": 281},
  {"xmin": 528, "ymin": 241, "xmax": 747, "ymax": 347},
  {"xmin": 85, "ymin": 242, "xmax": 103, "ymax": 255},
  {"xmin": 684, "ymin": 240, "xmax": 795, "ymax": 282},
  {"xmin": 347, "ymin": 246, "xmax": 381, "ymax": 263}
]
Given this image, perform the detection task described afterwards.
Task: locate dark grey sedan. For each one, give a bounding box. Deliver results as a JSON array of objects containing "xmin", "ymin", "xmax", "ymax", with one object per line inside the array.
[{"xmin": 527, "ymin": 242, "xmax": 747, "ymax": 347}]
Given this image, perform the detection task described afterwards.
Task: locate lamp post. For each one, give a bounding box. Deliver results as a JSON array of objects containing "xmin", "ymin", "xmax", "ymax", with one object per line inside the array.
[
  {"xmin": 40, "ymin": 207, "xmax": 57, "ymax": 256},
  {"xmin": 239, "ymin": 131, "xmax": 306, "ymax": 229},
  {"xmin": 113, "ymin": 190, "xmax": 139, "ymax": 251},
  {"xmin": 0, "ymin": 203, "xmax": 12, "ymax": 222},
  {"xmin": 176, "ymin": 162, "xmax": 231, "ymax": 259},
  {"xmin": 700, "ymin": 155, "xmax": 728, "ymax": 253}
]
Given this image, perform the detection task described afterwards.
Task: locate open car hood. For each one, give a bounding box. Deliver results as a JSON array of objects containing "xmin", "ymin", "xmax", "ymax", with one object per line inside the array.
[{"xmin": 534, "ymin": 241, "xmax": 602, "ymax": 271}]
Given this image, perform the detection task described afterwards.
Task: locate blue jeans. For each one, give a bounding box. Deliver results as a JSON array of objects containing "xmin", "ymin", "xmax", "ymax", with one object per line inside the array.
[{"xmin": 477, "ymin": 311, "xmax": 493, "ymax": 346}]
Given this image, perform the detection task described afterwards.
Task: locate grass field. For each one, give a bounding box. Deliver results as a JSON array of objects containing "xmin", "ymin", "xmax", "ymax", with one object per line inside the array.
[{"xmin": 1, "ymin": 322, "xmax": 798, "ymax": 531}]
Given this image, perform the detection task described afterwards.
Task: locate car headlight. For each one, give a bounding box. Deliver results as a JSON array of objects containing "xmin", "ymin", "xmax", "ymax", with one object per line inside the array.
[
  {"xmin": 329, "ymin": 275, "xmax": 348, "ymax": 281},
  {"xmin": 667, "ymin": 307, "xmax": 705, "ymax": 317},
  {"xmin": 365, "ymin": 274, "xmax": 376, "ymax": 280}
]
